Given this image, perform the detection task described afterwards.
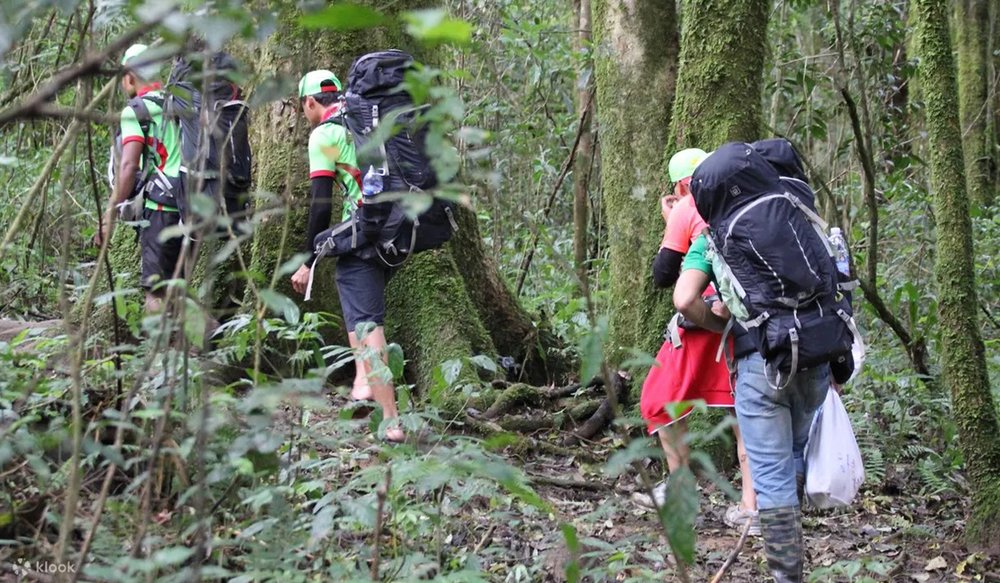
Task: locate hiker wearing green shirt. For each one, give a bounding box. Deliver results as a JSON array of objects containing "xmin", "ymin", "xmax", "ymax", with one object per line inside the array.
[
  {"xmin": 97, "ymin": 43, "xmax": 184, "ymax": 314},
  {"xmin": 290, "ymin": 70, "xmax": 404, "ymax": 443}
]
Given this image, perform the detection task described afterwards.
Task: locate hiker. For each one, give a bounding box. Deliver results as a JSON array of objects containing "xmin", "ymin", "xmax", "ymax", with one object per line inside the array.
[
  {"xmin": 97, "ymin": 44, "xmax": 185, "ymax": 314},
  {"xmin": 677, "ymin": 142, "xmax": 853, "ymax": 582},
  {"xmin": 637, "ymin": 148, "xmax": 758, "ymax": 535},
  {"xmin": 289, "ymin": 69, "xmax": 404, "ymax": 443}
]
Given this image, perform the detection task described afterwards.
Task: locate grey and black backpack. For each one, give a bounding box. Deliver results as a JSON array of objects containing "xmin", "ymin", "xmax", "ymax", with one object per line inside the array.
[{"xmin": 692, "ymin": 142, "xmax": 861, "ymax": 388}]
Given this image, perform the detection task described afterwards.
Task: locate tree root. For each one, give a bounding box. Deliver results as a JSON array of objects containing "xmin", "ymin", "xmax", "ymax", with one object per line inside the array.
[
  {"xmin": 483, "ymin": 383, "xmax": 544, "ymax": 419},
  {"xmin": 461, "ymin": 413, "xmax": 600, "ymax": 463},
  {"xmin": 563, "ymin": 373, "xmax": 629, "ymax": 446}
]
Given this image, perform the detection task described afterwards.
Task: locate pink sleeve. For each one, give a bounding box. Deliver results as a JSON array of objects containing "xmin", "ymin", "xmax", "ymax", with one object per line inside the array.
[{"xmin": 688, "ymin": 206, "xmax": 709, "ymax": 245}]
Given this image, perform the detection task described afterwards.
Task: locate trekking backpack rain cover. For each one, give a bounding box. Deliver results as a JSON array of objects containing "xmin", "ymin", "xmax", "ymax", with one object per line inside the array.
[
  {"xmin": 167, "ymin": 53, "xmax": 254, "ymax": 211},
  {"xmin": 341, "ymin": 49, "xmax": 456, "ymax": 261},
  {"xmin": 691, "ymin": 142, "xmax": 857, "ymax": 386}
]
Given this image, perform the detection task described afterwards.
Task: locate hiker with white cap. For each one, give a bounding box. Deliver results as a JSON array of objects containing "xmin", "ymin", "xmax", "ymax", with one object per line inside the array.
[{"xmin": 97, "ymin": 43, "xmax": 184, "ymax": 314}]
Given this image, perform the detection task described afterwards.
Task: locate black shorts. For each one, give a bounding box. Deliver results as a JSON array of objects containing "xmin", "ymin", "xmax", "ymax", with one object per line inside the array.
[
  {"xmin": 140, "ymin": 207, "xmax": 184, "ymax": 292},
  {"xmin": 335, "ymin": 253, "xmax": 395, "ymax": 332}
]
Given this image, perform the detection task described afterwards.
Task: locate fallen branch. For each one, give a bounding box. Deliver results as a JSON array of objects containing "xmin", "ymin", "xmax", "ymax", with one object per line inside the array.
[
  {"xmin": 527, "ymin": 473, "xmax": 606, "ymax": 492},
  {"xmin": 709, "ymin": 519, "xmax": 752, "ymax": 583}
]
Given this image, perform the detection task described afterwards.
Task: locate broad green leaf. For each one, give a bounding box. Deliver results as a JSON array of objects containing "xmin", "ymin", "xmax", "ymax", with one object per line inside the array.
[
  {"xmin": 152, "ymin": 546, "xmax": 195, "ymax": 566},
  {"xmin": 403, "ymin": 8, "xmax": 472, "ymax": 45},
  {"xmin": 605, "ymin": 437, "xmax": 662, "ymax": 477},
  {"xmin": 468, "ymin": 354, "xmax": 498, "ymax": 374},
  {"xmin": 259, "ymin": 289, "xmax": 300, "ymax": 325},
  {"xmin": 300, "ymin": 3, "xmax": 385, "ymax": 30},
  {"xmin": 578, "ymin": 316, "xmax": 608, "ymax": 383},
  {"xmin": 561, "ymin": 523, "xmax": 581, "ymax": 583},
  {"xmin": 658, "ymin": 466, "xmax": 699, "ymax": 565},
  {"xmin": 387, "ymin": 343, "xmax": 405, "ymax": 381}
]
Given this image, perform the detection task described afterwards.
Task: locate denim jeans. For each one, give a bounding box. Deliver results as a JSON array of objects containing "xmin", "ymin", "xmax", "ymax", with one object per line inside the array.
[{"xmin": 734, "ymin": 352, "xmax": 830, "ymax": 510}]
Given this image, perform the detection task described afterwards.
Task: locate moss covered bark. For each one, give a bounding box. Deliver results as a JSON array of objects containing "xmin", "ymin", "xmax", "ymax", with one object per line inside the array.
[
  {"xmin": 448, "ymin": 207, "xmax": 567, "ymax": 384},
  {"xmin": 384, "ymin": 248, "xmax": 494, "ymax": 393},
  {"xmin": 668, "ymin": 0, "xmax": 769, "ymax": 150},
  {"xmin": 955, "ymin": 0, "xmax": 994, "ymax": 208},
  {"xmin": 592, "ymin": 0, "xmax": 678, "ymax": 366},
  {"xmin": 914, "ymin": 0, "xmax": 1000, "ymax": 551}
]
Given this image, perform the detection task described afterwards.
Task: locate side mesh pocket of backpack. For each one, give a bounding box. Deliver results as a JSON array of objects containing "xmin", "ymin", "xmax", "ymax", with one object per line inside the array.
[{"xmin": 217, "ymin": 99, "xmax": 253, "ymax": 194}]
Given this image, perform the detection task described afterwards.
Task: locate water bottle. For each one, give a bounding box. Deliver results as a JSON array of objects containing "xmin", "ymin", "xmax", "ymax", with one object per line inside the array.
[
  {"xmin": 829, "ymin": 227, "xmax": 850, "ymax": 276},
  {"xmin": 362, "ymin": 165, "xmax": 383, "ymax": 199}
]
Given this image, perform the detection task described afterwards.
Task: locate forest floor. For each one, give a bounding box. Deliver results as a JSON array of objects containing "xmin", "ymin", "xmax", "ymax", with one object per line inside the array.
[
  {"xmin": 316, "ymin": 392, "xmax": 1000, "ymax": 583},
  {"xmin": 2, "ymin": 313, "xmax": 998, "ymax": 582}
]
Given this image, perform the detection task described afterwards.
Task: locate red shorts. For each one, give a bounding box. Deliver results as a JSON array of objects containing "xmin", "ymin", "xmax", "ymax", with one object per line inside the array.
[{"xmin": 640, "ymin": 327, "xmax": 734, "ymax": 434}]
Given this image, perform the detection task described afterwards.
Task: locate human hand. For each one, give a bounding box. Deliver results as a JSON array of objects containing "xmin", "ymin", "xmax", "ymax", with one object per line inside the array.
[
  {"xmin": 291, "ymin": 264, "xmax": 311, "ymax": 295},
  {"xmin": 661, "ymin": 194, "xmax": 679, "ymax": 223},
  {"xmin": 832, "ymin": 381, "xmax": 843, "ymax": 395},
  {"xmin": 92, "ymin": 219, "xmax": 111, "ymax": 248},
  {"xmin": 710, "ymin": 300, "xmax": 730, "ymax": 319}
]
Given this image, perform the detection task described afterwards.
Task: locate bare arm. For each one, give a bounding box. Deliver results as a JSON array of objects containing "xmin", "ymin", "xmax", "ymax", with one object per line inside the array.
[
  {"xmin": 97, "ymin": 140, "xmax": 142, "ymax": 246},
  {"xmin": 673, "ymin": 268, "xmax": 729, "ymax": 333}
]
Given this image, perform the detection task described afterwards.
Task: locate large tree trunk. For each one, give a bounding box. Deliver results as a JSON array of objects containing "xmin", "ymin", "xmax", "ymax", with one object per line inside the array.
[
  {"xmin": 448, "ymin": 207, "xmax": 569, "ymax": 385},
  {"xmin": 956, "ymin": 0, "xmax": 994, "ymax": 208},
  {"xmin": 246, "ymin": 4, "xmax": 497, "ymax": 392},
  {"xmin": 592, "ymin": 0, "xmax": 679, "ymax": 366},
  {"xmin": 914, "ymin": 0, "xmax": 1000, "ymax": 551},
  {"xmin": 669, "ymin": 0, "xmax": 769, "ymax": 149}
]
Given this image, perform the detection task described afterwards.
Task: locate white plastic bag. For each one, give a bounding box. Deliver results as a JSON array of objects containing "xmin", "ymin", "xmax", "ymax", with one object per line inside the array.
[{"xmin": 804, "ymin": 389, "xmax": 865, "ymax": 508}]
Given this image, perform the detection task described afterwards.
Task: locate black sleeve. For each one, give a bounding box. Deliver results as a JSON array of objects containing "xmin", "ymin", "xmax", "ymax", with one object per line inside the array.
[
  {"xmin": 305, "ymin": 176, "xmax": 335, "ymax": 262},
  {"xmin": 652, "ymin": 247, "xmax": 684, "ymax": 288}
]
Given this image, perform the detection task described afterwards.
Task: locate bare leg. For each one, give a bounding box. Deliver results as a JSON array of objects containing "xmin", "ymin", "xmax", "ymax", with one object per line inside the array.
[
  {"xmin": 348, "ymin": 331, "xmax": 373, "ymax": 401},
  {"xmin": 358, "ymin": 325, "xmax": 403, "ymax": 442},
  {"xmin": 144, "ymin": 292, "xmax": 163, "ymax": 314},
  {"xmin": 732, "ymin": 419, "xmax": 758, "ymax": 511},
  {"xmin": 657, "ymin": 418, "xmax": 690, "ymax": 474}
]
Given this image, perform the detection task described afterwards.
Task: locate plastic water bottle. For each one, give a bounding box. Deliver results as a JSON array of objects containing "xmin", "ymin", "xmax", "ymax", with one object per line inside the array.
[
  {"xmin": 362, "ymin": 165, "xmax": 383, "ymax": 199},
  {"xmin": 829, "ymin": 227, "xmax": 850, "ymax": 276}
]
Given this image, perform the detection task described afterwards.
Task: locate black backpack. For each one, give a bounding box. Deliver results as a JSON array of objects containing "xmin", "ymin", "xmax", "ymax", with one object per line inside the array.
[
  {"xmin": 316, "ymin": 50, "xmax": 457, "ymax": 267},
  {"xmin": 691, "ymin": 142, "xmax": 860, "ymax": 388},
  {"xmin": 128, "ymin": 53, "xmax": 252, "ymax": 217},
  {"xmin": 169, "ymin": 53, "xmax": 253, "ymax": 198}
]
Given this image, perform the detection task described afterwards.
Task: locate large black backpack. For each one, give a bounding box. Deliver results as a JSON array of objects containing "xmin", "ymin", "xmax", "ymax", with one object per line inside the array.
[
  {"xmin": 339, "ymin": 49, "xmax": 457, "ymax": 264},
  {"xmin": 127, "ymin": 53, "xmax": 252, "ymax": 218},
  {"xmin": 691, "ymin": 142, "xmax": 860, "ymax": 388},
  {"xmin": 169, "ymin": 53, "xmax": 253, "ymax": 198}
]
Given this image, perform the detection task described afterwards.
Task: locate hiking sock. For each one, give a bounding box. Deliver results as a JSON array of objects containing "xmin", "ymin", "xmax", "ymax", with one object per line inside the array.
[{"xmin": 759, "ymin": 505, "xmax": 804, "ymax": 583}]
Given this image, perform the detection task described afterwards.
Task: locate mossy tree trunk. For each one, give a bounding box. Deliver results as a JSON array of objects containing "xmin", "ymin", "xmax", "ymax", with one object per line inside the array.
[
  {"xmin": 914, "ymin": 0, "xmax": 1000, "ymax": 552},
  {"xmin": 956, "ymin": 0, "xmax": 994, "ymax": 208},
  {"xmin": 448, "ymin": 207, "xmax": 568, "ymax": 385},
  {"xmin": 246, "ymin": 1, "xmax": 524, "ymax": 393},
  {"xmin": 592, "ymin": 0, "xmax": 678, "ymax": 367},
  {"xmin": 668, "ymin": 0, "xmax": 769, "ymax": 150}
]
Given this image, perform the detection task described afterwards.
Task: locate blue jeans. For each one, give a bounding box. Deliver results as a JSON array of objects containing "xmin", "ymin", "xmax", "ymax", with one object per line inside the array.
[{"xmin": 734, "ymin": 353, "xmax": 829, "ymax": 510}]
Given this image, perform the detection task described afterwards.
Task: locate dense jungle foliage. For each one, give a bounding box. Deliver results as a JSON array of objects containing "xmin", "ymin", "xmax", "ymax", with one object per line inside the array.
[{"xmin": 0, "ymin": 0, "xmax": 998, "ymax": 581}]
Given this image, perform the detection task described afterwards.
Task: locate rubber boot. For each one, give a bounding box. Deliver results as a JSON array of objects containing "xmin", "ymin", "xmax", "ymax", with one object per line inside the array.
[{"xmin": 759, "ymin": 505, "xmax": 804, "ymax": 583}]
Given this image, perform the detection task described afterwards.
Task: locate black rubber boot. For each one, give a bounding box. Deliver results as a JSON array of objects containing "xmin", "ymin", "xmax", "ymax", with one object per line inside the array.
[{"xmin": 759, "ymin": 505, "xmax": 804, "ymax": 583}]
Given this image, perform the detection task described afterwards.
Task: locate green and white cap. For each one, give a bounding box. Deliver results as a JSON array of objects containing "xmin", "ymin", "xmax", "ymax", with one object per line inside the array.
[
  {"xmin": 668, "ymin": 147, "xmax": 708, "ymax": 183},
  {"xmin": 121, "ymin": 43, "xmax": 159, "ymax": 80},
  {"xmin": 298, "ymin": 70, "xmax": 342, "ymax": 98}
]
